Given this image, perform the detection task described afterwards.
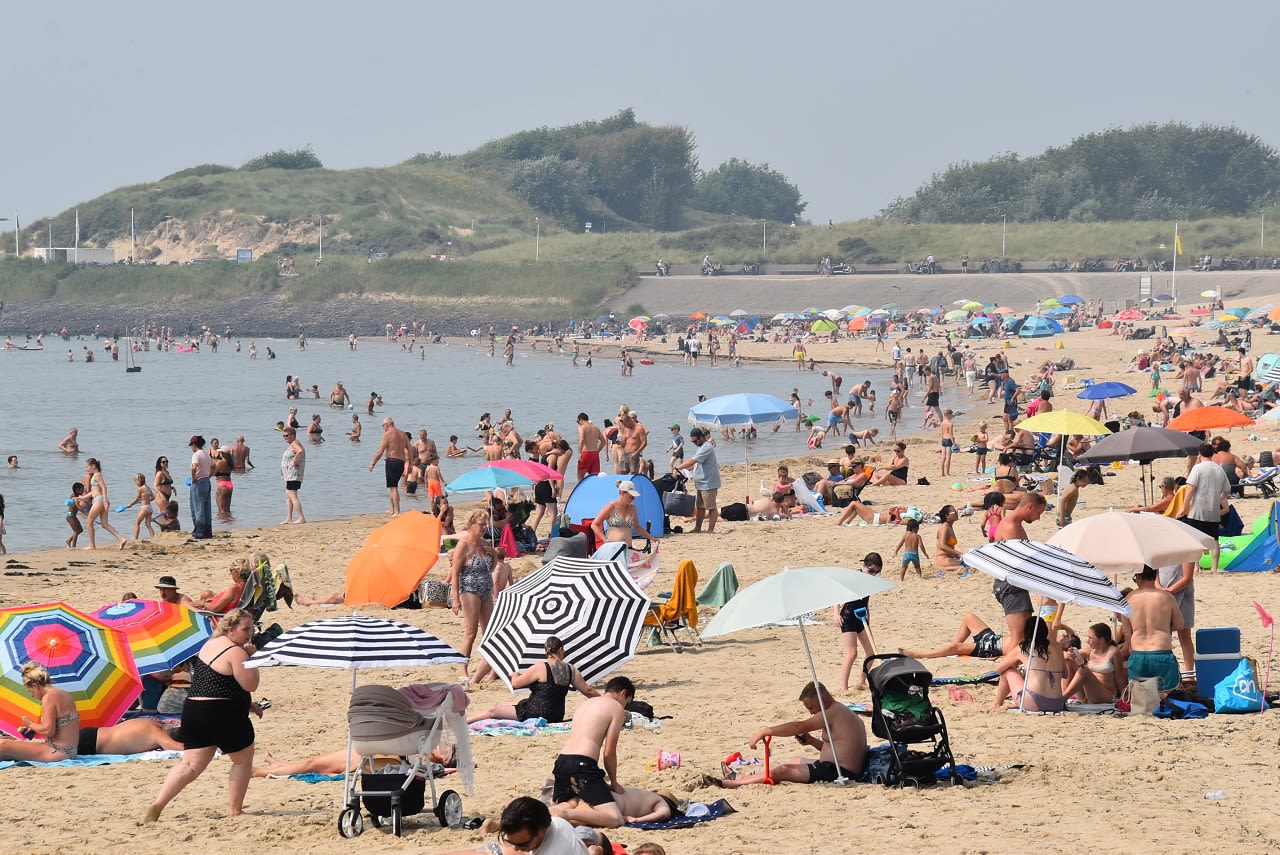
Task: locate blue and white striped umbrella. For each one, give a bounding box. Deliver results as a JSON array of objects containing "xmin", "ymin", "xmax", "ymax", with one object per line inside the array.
[{"xmin": 961, "ymin": 541, "xmax": 1130, "ymax": 616}]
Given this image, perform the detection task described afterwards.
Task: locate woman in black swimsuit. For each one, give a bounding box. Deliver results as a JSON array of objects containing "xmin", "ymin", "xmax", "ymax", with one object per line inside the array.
[
  {"xmin": 153, "ymin": 456, "xmax": 175, "ymax": 513},
  {"xmin": 870, "ymin": 443, "xmax": 911, "ymax": 486},
  {"xmin": 144, "ymin": 608, "xmax": 266, "ymax": 823},
  {"xmin": 465, "ymin": 637, "xmax": 598, "ymax": 724}
]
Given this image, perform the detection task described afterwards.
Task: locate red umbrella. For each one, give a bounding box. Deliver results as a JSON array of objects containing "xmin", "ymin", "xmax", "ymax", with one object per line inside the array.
[
  {"xmin": 484, "ymin": 459, "xmax": 563, "ymax": 481},
  {"xmin": 1114, "ymin": 309, "xmax": 1144, "ymax": 321}
]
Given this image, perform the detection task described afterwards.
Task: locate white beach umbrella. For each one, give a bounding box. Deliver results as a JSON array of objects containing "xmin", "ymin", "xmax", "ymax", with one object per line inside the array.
[
  {"xmin": 1047, "ymin": 512, "xmax": 1216, "ymax": 574},
  {"xmin": 704, "ymin": 566, "xmax": 897, "ymax": 783}
]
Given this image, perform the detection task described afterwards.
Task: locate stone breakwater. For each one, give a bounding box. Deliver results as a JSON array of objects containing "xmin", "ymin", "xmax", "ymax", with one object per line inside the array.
[{"xmin": 0, "ymin": 295, "xmax": 540, "ymax": 338}]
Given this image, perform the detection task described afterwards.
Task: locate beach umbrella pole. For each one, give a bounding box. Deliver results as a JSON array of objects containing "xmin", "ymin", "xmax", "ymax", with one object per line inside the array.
[{"xmin": 797, "ymin": 620, "xmax": 848, "ymax": 784}]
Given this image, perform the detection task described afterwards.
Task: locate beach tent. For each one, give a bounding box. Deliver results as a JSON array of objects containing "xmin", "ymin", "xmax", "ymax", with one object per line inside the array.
[
  {"xmin": 1018, "ymin": 316, "xmax": 1063, "ymax": 338},
  {"xmin": 564, "ymin": 474, "xmax": 666, "ymax": 537},
  {"xmin": 1200, "ymin": 503, "xmax": 1280, "ymax": 572}
]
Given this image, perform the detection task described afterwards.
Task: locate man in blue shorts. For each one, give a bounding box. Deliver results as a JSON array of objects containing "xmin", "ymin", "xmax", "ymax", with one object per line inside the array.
[{"xmin": 1124, "ymin": 566, "xmax": 1193, "ymax": 691}]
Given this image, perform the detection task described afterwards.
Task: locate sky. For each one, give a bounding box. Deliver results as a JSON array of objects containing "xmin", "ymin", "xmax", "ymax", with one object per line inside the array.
[{"xmin": 3, "ymin": 0, "xmax": 1277, "ymax": 235}]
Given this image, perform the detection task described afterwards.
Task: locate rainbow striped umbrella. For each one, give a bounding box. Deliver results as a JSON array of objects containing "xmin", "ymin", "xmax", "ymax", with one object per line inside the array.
[
  {"xmin": 0, "ymin": 602, "xmax": 141, "ymax": 737},
  {"xmin": 91, "ymin": 599, "xmax": 214, "ymax": 676}
]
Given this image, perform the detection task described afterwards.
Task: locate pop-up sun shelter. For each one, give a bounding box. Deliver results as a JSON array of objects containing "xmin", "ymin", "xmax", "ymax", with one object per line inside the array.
[{"xmin": 564, "ymin": 474, "xmax": 666, "ymax": 537}]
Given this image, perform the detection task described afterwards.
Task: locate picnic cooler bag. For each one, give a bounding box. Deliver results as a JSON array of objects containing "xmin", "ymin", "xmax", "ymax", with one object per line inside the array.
[
  {"xmin": 1194, "ymin": 627, "xmax": 1242, "ymax": 693},
  {"xmin": 663, "ymin": 490, "xmax": 695, "ymax": 517}
]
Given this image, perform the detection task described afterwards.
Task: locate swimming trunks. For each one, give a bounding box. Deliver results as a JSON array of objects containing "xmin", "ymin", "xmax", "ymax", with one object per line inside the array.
[
  {"xmin": 77, "ymin": 727, "xmax": 99, "ymax": 757},
  {"xmin": 902, "ymin": 551, "xmax": 920, "ymax": 566},
  {"xmin": 839, "ymin": 600, "xmax": 869, "ymax": 634},
  {"xmin": 552, "ymin": 753, "xmax": 613, "ymax": 806},
  {"xmin": 806, "ymin": 760, "xmax": 849, "ymax": 782},
  {"xmin": 1127, "ymin": 649, "xmax": 1182, "ymax": 691},
  {"xmin": 926, "ymin": 392, "xmax": 940, "ymax": 407},
  {"xmin": 993, "ymin": 580, "xmax": 1032, "ymax": 616},
  {"xmin": 578, "ymin": 450, "xmax": 601, "ymax": 477},
  {"xmin": 971, "ymin": 627, "xmax": 1003, "ymax": 659},
  {"xmin": 940, "ymin": 438, "xmax": 953, "ymax": 449},
  {"xmin": 384, "ymin": 458, "xmax": 406, "ymax": 488},
  {"xmin": 182, "ymin": 697, "xmax": 254, "ymax": 753}
]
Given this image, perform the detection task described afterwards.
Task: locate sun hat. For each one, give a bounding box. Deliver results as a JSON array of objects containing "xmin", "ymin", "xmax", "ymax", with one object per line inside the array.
[
  {"xmin": 155, "ymin": 576, "xmax": 179, "ymax": 589},
  {"xmin": 617, "ymin": 480, "xmax": 641, "ymax": 497}
]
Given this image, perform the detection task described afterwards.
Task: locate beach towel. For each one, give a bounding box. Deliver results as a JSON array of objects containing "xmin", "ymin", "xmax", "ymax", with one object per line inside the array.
[
  {"xmin": 696, "ymin": 562, "xmax": 739, "ymax": 607},
  {"xmin": 1163, "ymin": 485, "xmax": 1192, "ymax": 520},
  {"xmin": 284, "ymin": 773, "xmax": 346, "ymax": 783},
  {"xmin": 645, "ymin": 559, "xmax": 699, "ymax": 630},
  {"xmin": 625, "ymin": 798, "xmax": 736, "ymax": 831},
  {"xmin": 468, "ymin": 718, "xmax": 573, "ymax": 737},
  {"xmin": 931, "ymin": 671, "xmax": 1000, "ymax": 686},
  {"xmin": 791, "ymin": 478, "xmax": 828, "ymax": 513},
  {"xmin": 0, "ymin": 749, "xmax": 181, "ymax": 770}
]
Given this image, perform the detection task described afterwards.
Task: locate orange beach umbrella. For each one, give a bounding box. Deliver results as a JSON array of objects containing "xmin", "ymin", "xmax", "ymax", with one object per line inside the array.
[
  {"xmin": 1166, "ymin": 405, "xmax": 1254, "ymax": 433},
  {"xmin": 345, "ymin": 512, "xmax": 441, "ymax": 608}
]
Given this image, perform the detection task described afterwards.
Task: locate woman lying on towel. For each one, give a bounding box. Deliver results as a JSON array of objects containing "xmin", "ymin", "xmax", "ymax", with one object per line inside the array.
[
  {"xmin": 252, "ymin": 744, "xmax": 454, "ymax": 778},
  {"xmin": 0, "ymin": 663, "xmax": 183, "ymax": 761}
]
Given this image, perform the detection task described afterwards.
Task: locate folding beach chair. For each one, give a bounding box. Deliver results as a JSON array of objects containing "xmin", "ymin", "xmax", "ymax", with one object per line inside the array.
[
  {"xmin": 643, "ymin": 559, "xmax": 703, "ymax": 653},
  {"xmin": 1237, "ymin": 467, "xmax": 1278, "ymax": 499}
]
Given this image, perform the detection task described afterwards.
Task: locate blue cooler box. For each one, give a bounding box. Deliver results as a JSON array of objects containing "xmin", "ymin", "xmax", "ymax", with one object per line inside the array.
[{"xmin": 1195, "ymin": 627, "xmax": 1242, "ymax": 693}]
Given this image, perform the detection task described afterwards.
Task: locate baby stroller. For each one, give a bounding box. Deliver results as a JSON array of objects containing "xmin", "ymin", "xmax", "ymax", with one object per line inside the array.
[
  {"xmin": 338, "ymin": 684, "xmax": 469, "ymax": 838},
  {"xmin": 863, "ymin": 654, "xmax": 959, "ymax": 787}
]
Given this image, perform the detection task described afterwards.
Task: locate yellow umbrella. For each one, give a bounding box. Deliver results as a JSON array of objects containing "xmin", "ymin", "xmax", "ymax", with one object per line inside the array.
[
  {"xmin": 962, "ymin": 301, "xmax": 984, "ymax": 311},
  {"xmin": 1017, "ymin": 411, "xmax": 1111, "ymax": 436}
]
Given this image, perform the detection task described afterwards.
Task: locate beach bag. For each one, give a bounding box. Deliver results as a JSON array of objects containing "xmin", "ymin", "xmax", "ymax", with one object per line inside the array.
[
  {"xmin": 720, "ymin": 502, "xmax": 749, "ymax": 522},
  {"xmin": 663, "ymin": 490, "xmax": 695, "ymax": 517},
  {"xmin": 1120, "ymin": 677, "xmax": 1160, "ymax": 715},
  {"xmin": 1154, "ymin": 698, "xmax": 1209, "ymax": 719},
  {"xmin": 1213, "ymin": 658, "xmax": 1265, "ymax": 713}
]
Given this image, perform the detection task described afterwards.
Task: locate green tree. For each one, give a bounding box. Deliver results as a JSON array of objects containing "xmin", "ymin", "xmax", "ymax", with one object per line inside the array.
[
  {"xmin": 575, "ymin": 125, "xmax": 697, "ymax": 230},
  {"xmin": 692, "ymin": 158, "xmax": 805, "ymax": 221},
  {"xmin": 507, "ymin": 156, "xmax": 592, "ymax": 220},
  {"xmin": 242, "ymin": 147, "xmax": 323, "ymax": 171}
]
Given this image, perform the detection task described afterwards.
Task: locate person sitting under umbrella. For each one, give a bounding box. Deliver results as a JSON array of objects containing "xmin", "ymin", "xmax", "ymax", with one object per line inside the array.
[
  {"xmin": 467, "ymin": 637, "xmax": 598, "ymax": 725},
  {"xmin": 590, "ymin": 481, "xmax": 655, "ymax": 548},
  {"xmin": 712, "ymin": 681, "xmax": 867, "ymax": 787},
  {"xmin": 0, "ymin": 662, "xmax": 82, "ymax": 761},
  {"xmin": 992, "ymin": 616, "xmax": 1066, "ymax": 712}
]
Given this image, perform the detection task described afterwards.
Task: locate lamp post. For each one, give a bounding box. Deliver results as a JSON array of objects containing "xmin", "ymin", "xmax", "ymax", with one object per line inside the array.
[
  {"xmin": 535, "ymin": 216, "xmax": 540, "ymax": 261},
  {"xmin": 1001, "ymin": 216, "xmax": 1007, "ymax": 258},
  {"xmin": 318, "ymin": 213, "xmax": 323, "ymax": 263},
  {"xmin": 762, "ymin": 219, "xmax": 767, "ymax": 255}
]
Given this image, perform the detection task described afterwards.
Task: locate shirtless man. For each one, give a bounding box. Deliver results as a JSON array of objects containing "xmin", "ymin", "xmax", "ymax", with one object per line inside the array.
[
  {"xmin": 415, "ymin": 429, "xmax": 440, "ymax": 468},
  {"xmin": 552, "ymin": 786, "xmax": 676, "ymax": 828},
  {"xmin": 483, "ymin": 434, "xmax": 504, "ymax": 461},
  {"xmin": 549, "ymin": 676, "xmax": 635, "ymax": 829},
  {"xmin": 328, "ymin": 381, "xmax": 351, "ymax": 409},
  {"xmin": 1123, "ymin": 566, "xmax": 1195, "ymax": 692},
  {"xmin": 229, "ymin": 435, "xmax": 254, "ymax": 473},
  {"xmin": 715, "ymin": 682, "xmax": 867, "ymax": 787},
  {"xmin": 577, "ymin": 413, "xmax": 606, "ymax": 477},
  {"xmin": 59, "ymin": 427, "xmax": 80, "ymax": 454},
  {"xmin": 618, "ymin": 412, "xmax": 648, "ymax": 475},
  {"xmin": 368, "ymin": 417, "xmax": 410, "ymax": 515},
  {"xmin": 992, "ymin": 492, "xmax": 1046, "ymax": 649}
]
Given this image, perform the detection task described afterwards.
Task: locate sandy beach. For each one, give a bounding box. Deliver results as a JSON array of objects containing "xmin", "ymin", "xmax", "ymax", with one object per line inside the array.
[{"xmin": 5, "ymin": 307, "xmax": 1280, "ymax": 854}]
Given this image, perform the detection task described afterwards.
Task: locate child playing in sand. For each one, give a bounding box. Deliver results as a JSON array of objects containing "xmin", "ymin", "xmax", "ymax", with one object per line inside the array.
[
  {"xmin": 894, "ymin": 519, "xmax": 928, "ymax": 580},
  {"xmin": 125, "ymin": 472, "xmax": 156, "ymax": 541}
]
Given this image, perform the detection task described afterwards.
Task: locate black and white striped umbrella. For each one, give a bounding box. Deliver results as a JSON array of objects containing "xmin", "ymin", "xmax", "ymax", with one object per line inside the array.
[
  {"xmin": 479, "ymin": 554, "xmax": 649, "ymax": 691},
  {"xmin": 962, "ymin": 541, "xmax": 1131, "ymax": 616},
  {"xmin": 245, "ymin": 614, "xmax": 467, "ymax": 675}
]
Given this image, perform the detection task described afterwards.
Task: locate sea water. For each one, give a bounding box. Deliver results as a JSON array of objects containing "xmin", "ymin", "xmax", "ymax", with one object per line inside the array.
[{"xmin": 0, "ymin": 336, "xmax": 949, "ymax": 552}]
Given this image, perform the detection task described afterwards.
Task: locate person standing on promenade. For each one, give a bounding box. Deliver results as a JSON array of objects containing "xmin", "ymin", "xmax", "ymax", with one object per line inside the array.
[
  {"xmin": 280, "ymin": 428, "xmax": 306, "ymax": 524},
  {"xmin": 369, "ymin": 417, "xmax": 409, "ymax": 515},
  {"xmin": 188, "ymin": 437, "xmax": 213, "ymax": 540}
]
